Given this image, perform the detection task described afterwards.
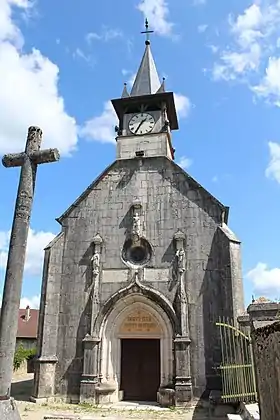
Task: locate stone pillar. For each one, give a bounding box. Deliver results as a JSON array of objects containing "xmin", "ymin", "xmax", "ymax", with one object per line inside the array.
[
  {"xmin": 31, "ymin": 236, "xmax": 64, "ymax": 401},
  {"xmin": 173, "ymin": 230, "xmax": 193, "ymax": 405},
  {"xmin": 90, "ymin": 233, "xmax": 103, "ymax": 326},
  {"xmin": 174, "ymin": 336, "xmax": 192, "ymax": 406},
  {"xmin": 32, "ymin": 356, "xmax": 58, "ymax": 400},
  {"xmin": 80, "ymin": 335, "xmax": 101, "ymax": 403}
]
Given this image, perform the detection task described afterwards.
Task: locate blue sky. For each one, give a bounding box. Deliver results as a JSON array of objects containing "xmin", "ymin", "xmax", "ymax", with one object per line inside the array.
[{"xmin": 1, "ymin": 0, "xmax": 280, "ymax": 309}]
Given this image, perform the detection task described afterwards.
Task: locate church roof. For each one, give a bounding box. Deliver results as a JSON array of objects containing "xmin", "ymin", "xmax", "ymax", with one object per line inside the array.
[{"xmin": 130, "ymin": 42, "xmax": 161, "ymax": 96}]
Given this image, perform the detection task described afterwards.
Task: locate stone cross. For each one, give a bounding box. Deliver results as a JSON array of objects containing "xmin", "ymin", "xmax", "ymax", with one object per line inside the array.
[{"xmin": 0, "ymin": 126, "xmax": 60, "ymax": 400}]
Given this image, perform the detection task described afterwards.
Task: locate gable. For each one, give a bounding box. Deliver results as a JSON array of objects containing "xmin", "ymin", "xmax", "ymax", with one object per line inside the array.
[{"xmin": 56, "ymin": 157, "xmax": 229, "ymax": 225}]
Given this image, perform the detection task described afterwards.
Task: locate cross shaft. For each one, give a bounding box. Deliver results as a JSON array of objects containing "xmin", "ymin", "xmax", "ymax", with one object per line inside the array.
[
  {"xmin": 0, "ymin": 126, "xmax": 60, "ymax": 400},
  {"xmin": 141, "ymin": 18, "xmax": 154, "ymax": 44}
]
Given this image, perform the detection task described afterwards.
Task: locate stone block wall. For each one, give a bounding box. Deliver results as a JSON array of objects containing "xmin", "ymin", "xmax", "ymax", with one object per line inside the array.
[
  {"xmin": 34, "ymin": 156, "xmax": 244, "ymax": 402},
  {"xmin": 251, "ymin": 321, "xmax": 280, "ymax": 420}
]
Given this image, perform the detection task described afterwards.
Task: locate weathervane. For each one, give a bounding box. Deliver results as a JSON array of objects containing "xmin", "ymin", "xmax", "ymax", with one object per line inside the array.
[{"xmin": 141, "ymin": 18, "xmax": 154, "ymax": 45}]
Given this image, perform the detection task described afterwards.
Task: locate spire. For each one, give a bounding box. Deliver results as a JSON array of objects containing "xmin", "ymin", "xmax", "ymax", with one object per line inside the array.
[
  {"xmin": 121, "ymin": 83, "xmax": 130, "ymax": 98},
  {"xmin": 130, "ymin": 19, "xmax": 161, "ymax": 97},
  {"xmin": 157, "ymin": 77, "xmax": 166, "ymax": 93}
]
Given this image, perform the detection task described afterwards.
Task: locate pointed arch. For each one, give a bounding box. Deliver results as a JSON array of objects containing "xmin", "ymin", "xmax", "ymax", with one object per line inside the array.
[
  {"xmin": 93, "ymin": 280, "xmax": 179, "ymax": 337},
  {"xmin": 97, "ymin": 291, "xmax": 175, "ymax": 402}
]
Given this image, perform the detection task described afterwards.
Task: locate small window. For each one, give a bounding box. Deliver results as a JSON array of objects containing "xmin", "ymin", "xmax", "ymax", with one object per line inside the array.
[{"xmin": 122, "ymin": 238, "xmax": 152, "ymax": 268}]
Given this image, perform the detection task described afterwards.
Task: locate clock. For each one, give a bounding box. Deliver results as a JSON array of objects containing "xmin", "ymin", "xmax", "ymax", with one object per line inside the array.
[{"xmin": 128, "ymin": 113, "xmax": 155, "ymax": 135}]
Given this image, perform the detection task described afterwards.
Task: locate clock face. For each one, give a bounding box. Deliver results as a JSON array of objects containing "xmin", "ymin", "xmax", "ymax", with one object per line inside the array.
[{"xmin": 128, "ymin": 113, "xmax": 155, "ymax": 135}]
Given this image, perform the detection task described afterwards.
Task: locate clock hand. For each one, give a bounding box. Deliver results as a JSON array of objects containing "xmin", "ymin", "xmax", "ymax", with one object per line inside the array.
[{"xmin": 135, "ymin": 117, "xmax": 147, "ymax": 134}]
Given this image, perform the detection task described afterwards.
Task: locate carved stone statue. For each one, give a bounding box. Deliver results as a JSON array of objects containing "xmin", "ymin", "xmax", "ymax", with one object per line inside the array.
[
  {"xmin": 132, "ymin": 212, "xmax": 141, "ymax": 237},
  {"xmin": 176, "ymin": 248, "xmax": 186, "ymax": 274},
  {"xmin": 91, "ymin": 252, "xmax": 100, "ymax": 277}
]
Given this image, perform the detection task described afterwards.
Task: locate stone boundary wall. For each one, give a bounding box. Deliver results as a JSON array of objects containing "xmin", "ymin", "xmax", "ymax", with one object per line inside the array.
[{"xmin": 251, "ymin": 321, "xmax": 280, "ymax": 420}]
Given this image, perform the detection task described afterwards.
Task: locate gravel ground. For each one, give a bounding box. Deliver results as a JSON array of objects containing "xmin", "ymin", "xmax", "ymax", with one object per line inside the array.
[{"xmin": 12, "ymin": 373, "xmax": 226, "ymax": 420}]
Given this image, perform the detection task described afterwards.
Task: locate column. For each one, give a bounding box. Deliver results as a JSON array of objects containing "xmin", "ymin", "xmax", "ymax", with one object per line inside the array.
[
  {"xmin": 174, "ymin": 336, "xmax": 192, "ymax": 406},
  {"xmin": 80, "ymin": 334, "xmax": 101, "ymax": 403}
]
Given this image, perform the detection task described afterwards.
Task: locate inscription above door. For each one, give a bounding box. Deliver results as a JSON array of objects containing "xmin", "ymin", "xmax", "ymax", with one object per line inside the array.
[{"xmin": 119, "ymin": 308, "xmax": 162, "ymax": 335}]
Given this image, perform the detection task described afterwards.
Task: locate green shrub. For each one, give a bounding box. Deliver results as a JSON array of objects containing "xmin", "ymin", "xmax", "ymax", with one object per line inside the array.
[{"xmin": 13, "ymin": 345, "xmax": 36, "ymax": 371}]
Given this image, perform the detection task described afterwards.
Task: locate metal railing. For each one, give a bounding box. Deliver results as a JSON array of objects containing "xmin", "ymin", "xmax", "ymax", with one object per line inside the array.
[{"xmin": 216, "ymin": 318, "xmax": 257, "ymax": 403}]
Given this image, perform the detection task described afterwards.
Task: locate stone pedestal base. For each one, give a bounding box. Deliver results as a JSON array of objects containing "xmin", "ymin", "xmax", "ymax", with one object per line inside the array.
[
  {"xmin": 32, "ymin": 356, "xmax": 57, "ymax": 399},
  {"xmin": 80, "ymin": 376, "xmax": 98, "ymax": 404},
  {"xmin": 0, "ymin": 398, "xmax": 21, "ymax": 419},
  {"xmin": 157, "ymin": 387, "xmax": 175, "ymax": 407},
  {"xmin": 175, "ymin": 377, "xmax": 193, "ymax": 407}
]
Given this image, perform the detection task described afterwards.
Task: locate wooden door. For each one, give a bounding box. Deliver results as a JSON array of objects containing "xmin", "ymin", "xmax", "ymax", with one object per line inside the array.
[{"xmin": 120, "ymin": 338, "xmax": 160, "ymax": 401}]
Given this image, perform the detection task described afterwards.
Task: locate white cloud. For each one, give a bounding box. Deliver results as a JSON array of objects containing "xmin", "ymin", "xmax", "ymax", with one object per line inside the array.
[
  {"xmin": 20, "ymin": 295, "xmax": 40, "ymax": 309},
  {"xmin": 0, "ymin": 293, "xmax": 40, "ymax": 309},
  {"xmin": 73, "ymin": 48, "xmax": 95, "ymax": 66},
  {"xmin": 0, "ymin": 228, "xmax": 55, "ymax": 276},
  {"xmin": 0, "ymin": 0, "xmax": 78, "ymax": 156},
  {"xmin": 246, "ymin": 262, "xmax": 280, "ymax": 297},
  {"xmin": 253, "ymin": 57, "xmax": 280, "ymax": 105},
  {"xmin": 213, "ymin": 0, "xmax": 280, "ymax": 95},
  {"xmin": 198, "ymin": 24, "xmax": 208, "ymax": 33},
  {"xmin": 86, "ymin": 28, "xmax": 123, "ymax": 44},
  {"xmin": 177, "ymin": 156, "xmax": 192, "ymax": 170},
  {"xmin": 174, "ymin": 93, "xmax": 191, "ymax": 118},
  {"xmin": 137, "ymin": 0, "xmax": 173, "ymax": 37},
  {"xmin": 209, "ymin": 45, "xmax": 219, "ymax": 54},
  {"xmin": 265, "ymin": 141, "xmax": 280, "ymax": 183},
  {"xmin": 79, "ymin": 101, "xmax": 117, "ymax": 144},
  {"xmin": 213, "ymin": 42, "xmax": 261, "ymax": 82}
]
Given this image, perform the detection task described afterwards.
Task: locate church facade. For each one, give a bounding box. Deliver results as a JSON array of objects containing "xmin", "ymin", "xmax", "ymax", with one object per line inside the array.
[{"xmin": 33, "ymin": 34, "xmax": 244, "ymax": 407}]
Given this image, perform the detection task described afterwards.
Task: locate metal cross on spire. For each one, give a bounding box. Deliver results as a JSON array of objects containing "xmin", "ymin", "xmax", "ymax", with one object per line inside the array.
[{"xmin": 141, "ymin": 18, "xmax": 154, "ymax": 45}]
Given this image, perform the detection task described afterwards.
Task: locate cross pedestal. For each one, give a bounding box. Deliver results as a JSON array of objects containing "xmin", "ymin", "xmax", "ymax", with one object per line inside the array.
[{"xmin": 0, "ymin": 398, "xmax": 21, "ymax": 420}]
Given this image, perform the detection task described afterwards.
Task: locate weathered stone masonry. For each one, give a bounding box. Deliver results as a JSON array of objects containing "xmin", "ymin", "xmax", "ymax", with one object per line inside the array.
[
  {"xmin": 33, "ymin": 157, "xmax": 244, "ymax": 404},
  {"xmin": 33, "ymin": 33, "xmax": 244, "ymax": 406}
]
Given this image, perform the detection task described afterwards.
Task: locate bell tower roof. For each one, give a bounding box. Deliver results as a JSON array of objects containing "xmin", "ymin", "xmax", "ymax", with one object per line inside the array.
[
  {"xmin": 130, "ymin": 43, "xmax": 161, "ymax": 97},
  {"xmin": 129, "ymin": 19, "xmax": 161, "ymax": 97},
  {"xmin": 111, "ymin": 19, "xmax": 179, "ymax": 133}
]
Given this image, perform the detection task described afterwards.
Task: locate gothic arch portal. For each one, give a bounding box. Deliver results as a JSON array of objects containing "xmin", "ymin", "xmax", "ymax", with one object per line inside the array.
[{"xmin": 98, "ymin": 293, "xmax": 175, "ymax": 402}]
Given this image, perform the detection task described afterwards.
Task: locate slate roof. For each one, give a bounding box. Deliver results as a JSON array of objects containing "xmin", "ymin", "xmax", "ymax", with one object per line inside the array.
[{"xmin": 130, "ymin": 43, "xmax": 161, "ymax": 96}]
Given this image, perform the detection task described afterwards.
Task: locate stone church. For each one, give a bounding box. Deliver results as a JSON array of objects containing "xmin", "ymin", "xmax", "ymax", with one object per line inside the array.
[{"xmin": 32, "ymin": 32, "xmax": 244, "ymax": 407}]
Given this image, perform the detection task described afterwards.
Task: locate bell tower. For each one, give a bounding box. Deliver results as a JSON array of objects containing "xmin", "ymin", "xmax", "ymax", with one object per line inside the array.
[{"xmin": 112, "ymin": 19, "xmax": 178, "ymax": 161}]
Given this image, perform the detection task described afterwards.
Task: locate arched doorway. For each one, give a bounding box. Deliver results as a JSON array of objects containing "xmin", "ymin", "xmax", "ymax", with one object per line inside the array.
[{"xmin": 99, "ymin": 294, "xmax": 174, "ymax": 402}]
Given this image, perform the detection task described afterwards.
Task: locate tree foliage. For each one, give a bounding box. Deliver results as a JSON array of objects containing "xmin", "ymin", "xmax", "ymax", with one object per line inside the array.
[{"xmin": 13, "ymin": 345, "xmax": 36, "ymax": 371}]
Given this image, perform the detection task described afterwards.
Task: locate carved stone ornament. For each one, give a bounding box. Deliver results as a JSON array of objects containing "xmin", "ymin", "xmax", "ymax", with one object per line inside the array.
[
  {"xmin": 173, "ymin": 230, "xmax": 186, "ymax": 275},
  {"xmin": 91, "ymin": 252, "xmax": 100, "ymax": 277},
  {"xmin": 176, "ymin": 248, "xmax": 186, "ymax": 274},
  {"xmin": 91, "ymin": 233, "xmax": 103, "ymax": 278},
  {"xmin": 132, "ymin": 212, "xmax": 141, "ymax": 238},
  {"xmin": 131, "ymin": 198, "xmax": 142, "ymax": 243}
]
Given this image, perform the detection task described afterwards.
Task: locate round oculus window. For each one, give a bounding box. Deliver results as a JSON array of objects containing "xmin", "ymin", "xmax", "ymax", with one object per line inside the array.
[
  {"xmin": 122, "ymin": 238, "xmax": 152, "ymax": 267},
  {"xmin": 129, "ymin": 246, "xmax": 147, "ymax": 264}
]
